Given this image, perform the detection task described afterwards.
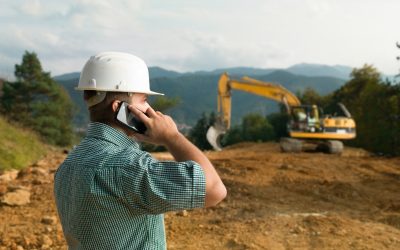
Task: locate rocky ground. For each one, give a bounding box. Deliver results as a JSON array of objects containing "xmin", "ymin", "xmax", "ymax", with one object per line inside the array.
[{"xmin": 0, "ymin": 143, "xmax": 399, "ymax": 250}]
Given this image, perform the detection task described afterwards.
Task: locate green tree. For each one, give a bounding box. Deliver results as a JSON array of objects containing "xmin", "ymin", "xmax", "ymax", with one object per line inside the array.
[
  {"xmin": 299, "ymin": 87, "xmax": 324, "ymax": 106},
  {"xmin": 328, "ymin": 64, "xmax": 380, "ymax": 115},
  {"xmin": 327, "ymin": 65, "xmax": 380, "ymax": 149},
  {"xmin": 188, "ymin": 112, "xmax": 216, "ymax": 150},
  {"xmin": 222, "ymin": 113, "xmax": 275, "ymax": 147},
  {"xmin": 150, "ymin": 96, "xmax": 180, "ymax": 112},
  {"xmin": 221, "ymin": 125, "xmax": 243, "ymax": 146},
  {"xmin": 241, "ymin": 113, "xmax": 274, "ymax": 142},
  {"xmin": 325, "ymin": 64, "xmax": 400, "ymax": 155},
  {"xmin": 0, "ymin": 51, "xmax": 74, "ymax": 146},
  {"xmin": 355, "ymin": 82, "xmax": 399, "ymax": 154},
  {"xmin": 266, "ymin": 113, "xmax": 289, "ymax": 140}
]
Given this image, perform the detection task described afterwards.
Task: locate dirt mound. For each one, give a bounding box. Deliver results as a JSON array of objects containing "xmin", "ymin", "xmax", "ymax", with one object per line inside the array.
[{"xmin": 1, "ymin": 143, "xmax": 399, "ymax": 249}]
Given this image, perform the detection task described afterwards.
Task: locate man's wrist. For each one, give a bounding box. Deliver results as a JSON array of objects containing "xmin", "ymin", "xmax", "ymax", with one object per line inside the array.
[{"xmin": 164, "ymin": 132, "xmax": 185, "ymax": 148}]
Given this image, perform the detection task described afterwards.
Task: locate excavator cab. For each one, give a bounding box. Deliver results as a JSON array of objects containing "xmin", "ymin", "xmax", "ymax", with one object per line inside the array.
[{"xmin": 290, "ymin": 105, "xmax": 322, "ymax": 133}]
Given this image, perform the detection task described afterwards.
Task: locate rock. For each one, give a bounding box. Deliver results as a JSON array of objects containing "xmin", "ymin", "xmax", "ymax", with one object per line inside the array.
[
  {"xmin": 40, "ymin": 235, "xmax": 53, "ymax": 248},
  {"xmin": 32, "ymin": 179, "xmax": 43, "ymax": 185},
  {"xmin": 17, "ymin": 167, "xmax": 32, "ymax": 178},
  {"xmin": 0, "ymin": 169, "xmax": 19, "ymax": 182},
  {"xmin": 218, "ymin": 202, "xmax": 227, "ymax": 208},
  {"xmin": 291, "ymin": 225, "xmax": 306, "ymax": 234},
  {"xmin": 7, "ymin": 185, "xmax": 30, "ymax": 192},
  {"xmin": 44, "ymin": 226, "xmax": 53, "ymax": 233},
  {"xmin": 41, "ymin": 216, "xmax": 58, "ymax": 225},
  {"xmin": 336, "ymin": 229, "xmax": 348, "ymax": 236},
  {"xmin": 1, "ymin": 189, "xmax": 31, "ymax": 206},
  {"xmin": 311, "ymin": 231, "xmax": 321, "ymax": 236},
  {"xmin": 176, "ymin": 210, "xmax": 188, "ymax": 217},
  {"xmin": 32, "ymin": 178, "xmax": 50, "ymax": 185},
  {"xmin": 22, "ymin": 235, "xmax": 37, "ymax": 248},
  {"xmin": 279, "ymin": 164, "xmax": 292, "ymax": 170},
  {"xmin": 32, "ymin": 159, "xmax": 47, "ymax": 168},
  {"xmin": 31, "ymin": 167, "xmax": 48, "ymax": 176},
  {"xmin": 0, "ymin": 184, "xmax": 7, "ymax": 195}
]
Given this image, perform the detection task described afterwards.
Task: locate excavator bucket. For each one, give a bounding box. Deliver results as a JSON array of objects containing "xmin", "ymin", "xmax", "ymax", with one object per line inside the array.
[{"xmin": 206, "ymin": 126, "xmax": 225, "ymax": 151}]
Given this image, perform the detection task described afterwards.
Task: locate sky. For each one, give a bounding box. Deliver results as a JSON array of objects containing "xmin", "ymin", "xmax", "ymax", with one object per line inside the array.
[{"xmin": 0, "ymin": 0, "xmax": 399, "ymax": 78}]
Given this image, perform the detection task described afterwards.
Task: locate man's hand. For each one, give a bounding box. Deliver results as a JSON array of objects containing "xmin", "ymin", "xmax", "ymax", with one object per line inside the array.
[
  {"xmin": 128, "ymin": 105, "xmax": 180, "ymax": 146},
  {"xmin": 129, "ymin": 104, "xmax": 226, "ymax": 207}
]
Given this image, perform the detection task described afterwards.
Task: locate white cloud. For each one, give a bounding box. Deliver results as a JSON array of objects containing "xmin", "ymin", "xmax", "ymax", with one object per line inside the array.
[
  {"xmin": 176, "ymin": 32, "xmax": 289, "ymax": 71},
  {"xmin": 0, "ymin": 0, "xmax": 399, "ymax": 77},
  {"xmin": 11, "ymin": 0, "xmax": 70, "ymax": 18},
  {"xmin": 306, "ymin": 0, "xmax": 332, "ymax": 16},
  {"xmin": 19, "ymin": 0, "xmax": 42, "ymax": 16}
]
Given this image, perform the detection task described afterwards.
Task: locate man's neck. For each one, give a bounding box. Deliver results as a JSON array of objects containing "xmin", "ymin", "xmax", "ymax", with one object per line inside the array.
[{"xmin": 109, "ymin": 121, "xmax": 136, "ymax": 138}]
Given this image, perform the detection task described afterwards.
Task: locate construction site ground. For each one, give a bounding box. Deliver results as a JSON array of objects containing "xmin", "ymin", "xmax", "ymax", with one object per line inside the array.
[{"xmin": 0, "ymin": 142, "xmax": 399, "ymax": 249}]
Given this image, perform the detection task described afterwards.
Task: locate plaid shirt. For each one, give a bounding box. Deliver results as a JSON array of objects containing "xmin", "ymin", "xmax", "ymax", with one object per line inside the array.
[{"xmin": 54, "ymin": 122, "xmax": 206, "ymax": 250}]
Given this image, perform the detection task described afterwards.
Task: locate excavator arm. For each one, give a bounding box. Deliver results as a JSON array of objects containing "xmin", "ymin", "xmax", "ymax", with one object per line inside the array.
[{"xmin": 207, "ymin": 73, "xmax": 301, "ymax": 150}]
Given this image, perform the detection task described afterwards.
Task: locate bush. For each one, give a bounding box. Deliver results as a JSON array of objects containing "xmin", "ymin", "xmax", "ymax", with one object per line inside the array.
[{"xmin": 221, "ymin": 113, "xmax": 276, "ymax": 147}]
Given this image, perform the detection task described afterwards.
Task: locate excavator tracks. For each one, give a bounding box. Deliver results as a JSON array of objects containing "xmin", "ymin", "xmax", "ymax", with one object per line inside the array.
[
  {"xmin": 280, "ymin": 138, "xmax": 344, "ymax": 154},
  {"xmin": 280, "ymin": 138, "xmax": 303, "ymax": 153}
]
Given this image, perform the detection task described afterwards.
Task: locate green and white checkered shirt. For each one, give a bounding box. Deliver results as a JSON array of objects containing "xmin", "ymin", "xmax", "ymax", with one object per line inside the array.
[{"xmin": 54, "ymin": 122, "xmax": 206, "ymax": 250}]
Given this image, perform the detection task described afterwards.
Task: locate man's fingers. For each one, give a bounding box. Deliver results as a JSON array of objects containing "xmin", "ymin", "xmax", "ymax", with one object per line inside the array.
[
  {"xmin": 128, "ymin": 105, "xmax": 150, "ymax": 123},
  {"xmin": 145, "ymin": 106, "xmax": 158, "ymax": 118}
]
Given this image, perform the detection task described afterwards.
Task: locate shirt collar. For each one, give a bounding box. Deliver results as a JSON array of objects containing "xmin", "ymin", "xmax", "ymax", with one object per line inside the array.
[{"xmin": 86, "ymin": 122, "xmax": 139, "ymax": 148}]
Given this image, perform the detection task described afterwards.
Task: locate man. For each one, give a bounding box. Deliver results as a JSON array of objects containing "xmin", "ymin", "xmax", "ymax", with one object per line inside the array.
[
  {"xmin": 54, "ymin": 51, "xmax": 227, "ymax": 249},
  {"xmin": 307, "ymin": 106, "xmax": 320, "ymax": 132}
]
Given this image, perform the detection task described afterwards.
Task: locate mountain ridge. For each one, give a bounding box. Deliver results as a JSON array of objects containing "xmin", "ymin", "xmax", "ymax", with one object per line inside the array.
[{"xmin": 54, "ymin": 63, "xmax": 354, "ymax": 81}]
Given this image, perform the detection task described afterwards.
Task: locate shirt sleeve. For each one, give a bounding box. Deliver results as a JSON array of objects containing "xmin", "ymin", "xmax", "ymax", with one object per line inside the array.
[{"xmin": 119, "ymin": 150, "xmax": 206, "ymax": 215}]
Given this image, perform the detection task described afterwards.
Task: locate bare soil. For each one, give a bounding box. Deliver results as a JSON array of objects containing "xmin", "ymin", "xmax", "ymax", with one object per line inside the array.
[{"xmin": 1, "ymin": 143, "xmax": 399, "ymax": 249}]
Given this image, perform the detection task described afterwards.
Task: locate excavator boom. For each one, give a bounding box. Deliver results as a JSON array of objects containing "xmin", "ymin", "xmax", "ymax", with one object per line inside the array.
[
  {"xmin": 235, "ymin": 76, "xmax": 301, "ymax": 106},
  {"xmin": 216, "ymin": 73, "xmax": 300, "ymax": 130},
  {"xmin": 208, "ymin": 73, "xmax": 301, "ymax": 151}
]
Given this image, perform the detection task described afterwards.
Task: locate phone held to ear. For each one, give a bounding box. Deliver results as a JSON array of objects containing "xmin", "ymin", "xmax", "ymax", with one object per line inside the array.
[{"xmin": 115, "ymin": 102, "xmax": 147, "ymax": 134}]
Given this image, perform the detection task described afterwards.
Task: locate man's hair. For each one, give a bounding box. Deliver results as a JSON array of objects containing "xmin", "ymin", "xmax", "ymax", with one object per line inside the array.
[{"xmin": 84, "ymin": 90, "xmax": 131, "ymax": 124}]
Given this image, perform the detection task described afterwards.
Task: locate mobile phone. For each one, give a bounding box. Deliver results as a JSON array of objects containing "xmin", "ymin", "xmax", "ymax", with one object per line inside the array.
[{"xmin": 115, "ymin": 102, "xmax": 147, "ymax": 134}]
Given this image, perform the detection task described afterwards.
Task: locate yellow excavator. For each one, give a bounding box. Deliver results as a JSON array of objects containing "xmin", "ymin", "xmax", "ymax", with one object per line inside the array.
[{"xmin": 206, "ymin": 73, "xmax": 356, "ymax": 154}]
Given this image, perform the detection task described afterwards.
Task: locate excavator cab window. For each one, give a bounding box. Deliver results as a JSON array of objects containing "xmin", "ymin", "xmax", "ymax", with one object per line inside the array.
[
  {"xmin": 290, "ymin": 106, "xmax": 308, "ymax": 131},
  {"xmin": 293, "ymin": 107, "xmax": 307, "ymax": 122},
  {"xmin": 291, "ymin": 105, "xmax": 322, "ymax": 132}
]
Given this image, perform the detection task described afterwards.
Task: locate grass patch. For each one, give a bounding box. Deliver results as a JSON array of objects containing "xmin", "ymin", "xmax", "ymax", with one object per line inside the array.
[{"xmin": 0, "ymin": 116, "xmax": 48, "ymax": 170}]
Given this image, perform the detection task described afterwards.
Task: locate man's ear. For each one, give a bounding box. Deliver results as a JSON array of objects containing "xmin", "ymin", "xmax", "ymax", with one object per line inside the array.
[{"xmin": 112, "ymin": 100, "xmax": 121, "ymax": 112}]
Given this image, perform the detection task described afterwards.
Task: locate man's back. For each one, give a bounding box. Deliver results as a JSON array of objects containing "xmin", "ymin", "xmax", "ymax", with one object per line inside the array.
[{"xmin": 54, "ymin": 123, "xmax": 206, "ymax": 250}]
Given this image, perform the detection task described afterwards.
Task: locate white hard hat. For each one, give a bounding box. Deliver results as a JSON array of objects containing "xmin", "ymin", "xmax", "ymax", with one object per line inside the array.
[{"xmin": 75, "ymin": 51, "xmax": 163, "ymax": 95}]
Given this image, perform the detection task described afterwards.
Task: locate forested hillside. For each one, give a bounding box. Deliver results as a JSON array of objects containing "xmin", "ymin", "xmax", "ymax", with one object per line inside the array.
[{"xmin": 56, "ymin": 69, "xmax": 346, "ymax": 128}]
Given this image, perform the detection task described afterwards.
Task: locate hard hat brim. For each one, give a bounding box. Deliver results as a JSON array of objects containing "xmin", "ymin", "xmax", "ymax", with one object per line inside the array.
[{"xmin": 74, "ymin": 87, "xmax": 164, "ymax": 96}]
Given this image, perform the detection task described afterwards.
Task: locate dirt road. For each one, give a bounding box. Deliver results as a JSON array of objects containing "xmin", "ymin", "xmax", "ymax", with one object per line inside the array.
[{"xmin": 1, "ymin": 143, "xmax": 399, "ymax": 249}]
